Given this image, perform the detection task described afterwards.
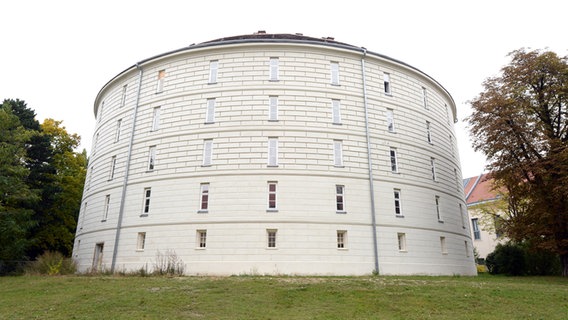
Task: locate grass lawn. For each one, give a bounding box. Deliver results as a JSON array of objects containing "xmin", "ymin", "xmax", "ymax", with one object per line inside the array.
[{"xmin": 0, "ymin": 274, "xmax": 566, "ymax": 319}]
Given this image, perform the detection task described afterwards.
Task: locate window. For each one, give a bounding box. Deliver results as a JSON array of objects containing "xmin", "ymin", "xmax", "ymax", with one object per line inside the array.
[
  {"xmin": 148, "ymin": 146, "xmax": 156, "ymax": 171},
  {"xmin": 386, "ymin": 109, "xmax": 395, "ymax": 133},
  {"xmin": 472, "ymin": 218, "xmax": 481, "ymax": 240},
  {"xmin": 269, "ymin": 57, "xmax": 279, "ymax": 81},
  {"xmin": 197, "ymin": 230, "xmax": 207, "ymax": 248},
  {"xmin": 336, "ymin": 185, "xmax": 345, "ymax": 212},
  {"xmin": 97, "ymin": 102, "xmax": 104, "ymax": 123},
  {"xmin": 445, "ymin": 104, "xmax": 450, "ymax": 123},
  {"xmin": 435, "ymin": 196, "xmax": 442, "ymax": 221},
  {"xmin": 267, "ymin": 182, "xmax": 277, "ymax": 211},
  {"xmin": 202, "ymin": 139, "xmax": 213, "ymax": 166},
  {"xmin": 102, "ymin": 195, "xmax": 110, "ymax": 221},
  {"xmin": 390, "ymin": 148, "xmax": 398, "ymax": 173},
  {"xmin": 121, "ymin": 84, "xmax": 127, "ymax": 107},
  {"xmin": 267, "ymin": 229, "xmax": 277, "ymax": 248},
  {"xmin": 465, "ymin": 241, "xmax": 470, "ymax": 257},
  {"xmin": 449, "ymin": 135, "xmax": 454, "ymax": 155},
  {"xmin": 440, "ymin": 236, "xmax": 447, "ymax": 254},
  {"xmin": 156, "ymin": 70, "xmax": 165, "ymax": 93},
  {"xmin": 142, "ymin": 188, "xmax": 151, "ymax": 215},
  {"xmin": 115, "ymin": 119, "xmax": 122, "ymax": 143},
  {"xmin": 384, "ymin": 72, "xmax": 391, "ymax": 94},
  {"xmin": 397, "ymin": 233, "xmax": 407, "ymax": 252},
  {"xmin": 454, "ymin": 168, "xmax": 460, "ymax": 191},
  {"xmin": 422, "ymin": 87, "xmax": 428, "ymax": 109},
  {"xmin": 93, "ymin": 133, "xmax": 99, "ymax": 154},
  {"xmin": 152, "ymin": 107, "xmax": 161, "ymax": 131},
  {"xmin": 430, "ymin": 158, "xmax": 437, "ymax": 181},
  {"xmin": 330, "ymin": 62, "xmax": 339, "ymax": 85},
  {"xmin": 137, "ymin": 232, "xmax": 146, "ymax": 251},
  {"xmin": 80, "ymin": 202, "xmax": 86, "ymax": 230},
  {"xmin": 394, "ymin": 189, "xmax": 402, "ymax": 216},
  {"xmin": 208, "ymin": 60, "xmax": 218, "ymax": 84},
  {"xmin": 460, "ymin": 204, "xmax": 467, "ymax": 229},
  {"xmin": 268, "ymin": 96, "xmax": 278, "ymax": 121},
  {"xmin": 205, "ymin": 99, "xmax": 215, "ymax": 124},
  {"xmin": 331, "ymin": 99, "xmax": 341, "ymax": 124},
  {"xmin": 333, "ymin": 140, "xmax": 343, "ymax": 167},
  {"xmin": 337, "ymin": 230, "xmax": 347, "ymax": 249},
  {"xmin": 87, "ymin": 166, "xmax": 93, "ymax": 190},
  {"xmin": 268, "ymin": 138, "xmax": 278, "ymax": 166},
  {"xmin": 109, "ymin": 156, "xmax": 117, "ymax": 180},
  {"xmin": 426, "ymin": 121, "xmax": 432, "ymax": 144},
  {"xmin": 199, "ymin": 183, "xmax": 209, "ymax": 212}
]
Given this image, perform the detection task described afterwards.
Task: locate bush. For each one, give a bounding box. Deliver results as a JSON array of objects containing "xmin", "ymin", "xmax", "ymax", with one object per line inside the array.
[
  {"xmin": 26, "ymin": 251, "xmax": 76, "ymax": 275},
  {"xmin": 485, "ymin": 242, "xmax": 560, "ymax": 276}
]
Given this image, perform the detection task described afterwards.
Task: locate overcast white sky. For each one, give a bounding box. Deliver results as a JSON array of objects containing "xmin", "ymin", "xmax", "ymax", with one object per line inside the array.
[{"xmin": 1, "ymin": 0, "xmax": 566, "ymax": 178}]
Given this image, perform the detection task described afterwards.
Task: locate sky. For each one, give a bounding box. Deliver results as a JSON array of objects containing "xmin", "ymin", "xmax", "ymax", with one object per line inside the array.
[{"xmin": 1, "ymin": 0, "xmax": 566, "ymax": 179}]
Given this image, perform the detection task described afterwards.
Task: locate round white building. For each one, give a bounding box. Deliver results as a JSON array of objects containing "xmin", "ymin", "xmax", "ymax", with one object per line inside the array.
[{"xmin": 73, "ymin": 32, "xmax": 476, "ymax": 276}]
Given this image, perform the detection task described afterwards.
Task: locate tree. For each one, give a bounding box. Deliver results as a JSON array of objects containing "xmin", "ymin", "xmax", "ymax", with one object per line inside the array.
[{"xmin": 467, "ymin": 49, "xmax": 568, "ymax": 276}]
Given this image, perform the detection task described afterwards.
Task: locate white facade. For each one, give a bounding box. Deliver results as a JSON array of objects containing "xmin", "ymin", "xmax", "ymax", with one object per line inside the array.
[{"xmin": 74, "ymin": 33, "xmax": 476, "ymax": 276}]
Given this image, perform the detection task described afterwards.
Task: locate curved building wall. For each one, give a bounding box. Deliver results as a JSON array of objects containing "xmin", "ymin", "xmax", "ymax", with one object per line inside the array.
[{"xmin": 73, "ymin": 34, "xmax": 476, "ymax": 275}]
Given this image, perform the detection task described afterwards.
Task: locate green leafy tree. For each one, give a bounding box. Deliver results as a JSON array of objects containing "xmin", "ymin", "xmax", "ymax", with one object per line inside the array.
[{"xmin": 467, "ymin": 49, "xmax": 568, "ymax": 276}]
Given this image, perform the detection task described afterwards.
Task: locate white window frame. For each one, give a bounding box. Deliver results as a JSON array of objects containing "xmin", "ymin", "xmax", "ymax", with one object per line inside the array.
[
  {"xmin": 208, "ymin": 60, "xmax": 218, "ymax": 84},
  {"xmin": 121, "ymin": 84, "xmax": 127, "ymax": 107},
  {"xmin": 269, "ymin": 57, "xmax": 279, "ymax": 81},
  {"xmin": 398, "ymin": 233, "xmax": 407, "ymax": 252},
  {"xmin": 115, "ymin": 119, "xmax": 122, "ymax": 143},
  {"xmin": 336, "ymin": 185, "xmax": 346, "ymax": 213},
  {"xmin": 267, "ymin": 181, "xmax": 277, "ymax": 211},
  {"xmin": 267, "ymin": 229, "xmax": 277, "ymax": 248},
  {"xmin": 394, "ymin": 189, "xmax": 402, "ymax": 216},
  {"xmin": 331, "ymin": 99, "xmax": 341, "ymax": 124},
  {"xmin": 268, "ymin": 96, "xmax": 278, "ymax": 121},
  {"xmin": 268, "ymin": 138, "xmax": 278, "ymax": 167},
  {"xmin": 440, "ymin": 236, "xmax": 447, "ymax": 254},
  {"xmin": 102, "ymin": 194, "xmax": 110, "ymax": 221},
  {"xmin": 426, "ymin": 121, "xmax": 432, "ymax": 144},
  {"xmin": 384, "ymin": 72, "xmax": 391, "ymax": 95},
  {"xmin": 390, "ymin": 148, "xmax": 398, "ymax": 173},
  {"xmin": 199, "ymin": 183, "xmax": 209, "ymax": 212},
  {"xmin": 152, "ymin": 107, "xmax": 161, "ymax": 131},
  {"xmin": 472, "ymin": 218, "xmax": 481, "ymax": 240},
  {"xmin": 137, "ymin": 232, "xmax": 146, "ymax": 251},
  {"xmin": 337, "ymin": 230, "xmax": 347, "ymax": 249},
  {"xmin": 422, "ymin": 87, "xmax": 428, "ymax": 109},
  {"xmin": 333, "ymin": 140, "xmax": 343, "ymax": 167},
  {"xmin": 202, "ymin": 139, "xmax": 213, "ymax": 166},
  {"xmin": 435, "ymin": 195, "xmax": 442, "ymax": 222},
  {"xmin": 156, "ymin": 70, "xmax": 165, "ymax": 93},
  {"xmin": 386, "ymin": 109, "xmax": 395, "ymax": 133},
  {"xmin": 148, "ymin": 146, "xmax": 156, "ymax": 171},
  {"xmin": 197, "ymin": 230, "xmax": 207, "ymax": 248},
  {"xmin": 431, "ymin": 157, "xmax": 437, "ymax": 181},
  {"xmin": 205, "ymin": 99, "xmax": 215, "ymax": 124},
  {"xmin": 330, "ymin": 62, "xmax": 339, "ymax": 85},
  {"xmin": 142, "ymin": 188, "xmax": 151, "ymax": 216},
  {"xmin": 109, "ymin": 156, "xmax": 117, "ymax": 180}
]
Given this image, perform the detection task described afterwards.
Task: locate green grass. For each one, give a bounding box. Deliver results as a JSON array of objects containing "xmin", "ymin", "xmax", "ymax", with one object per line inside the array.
[{"xmin": 0, "ymin": 274, "xmax": 566, "ymax": 319}]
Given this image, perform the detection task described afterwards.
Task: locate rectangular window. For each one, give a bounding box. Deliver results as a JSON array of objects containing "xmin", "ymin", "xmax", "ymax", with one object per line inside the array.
[
  {"xmin": 330, "ymin": 62, "xmax": 339, "ymax": 85},
  {"xmin": 137, "ymin": 232, "xmax": 146, "ymax": 251},
  {"xmin": 336, "ymin": 185, "xmax": 345, "ymax": 212},
  {"xmin": 394, "ymin": 189, "xmax": 402, "ymax": 216},
  {"xmin": 269, "ymin": 57, "xmax": 279, "ymax": 81},
  {"xmin": 199, "ymin": 183, "xmax": 209, "ymax": 212},
  {"xmin": 337, "ymin": 230, "xmax": 347, "ymax": 249},
  {"xmin": 202, "ymin": 139, "xmax": 213, "ymax": 166},
  {"xmin": 426, "ymin": 121, "xmax": 432, "ymax": 144},
  {"xmin": 333, "ymin": 140, "xmax": 343, "ymax": 167},
  {"xmin": 80, "ymin": 202, "xmax": 87, "ymax": 229},
  {"xmin": 121, "ymin": 84, "xmax": 127, "ymax": 107},
  {"xmin": 267, "ymin": 181, "xmax": 277, "ymax": 210},
  {"xmin": 156, "ymin": 70, "xmax": 165, "ymax": 93},
  {"xmin": 398, "ymin": 233, "xmax": 407, "ymax": 252},
  {"xmin": 384, "ymin": 72, "xmax": 391, "ymax": 94},
  {"xmin": 205, "ymin": 99, "xmax": 215, "ymax": 124},
  {"xmin": 422, "ymin": 87, "xmax": 428, "ymax": 109},
  {"xmin": 445, "ymin": 104, "xmax": 450, "ymax": 123},
  {"xmin": 472, "ymin": 218, "xmax": 481, "ymax": 240},
  {"xmin": 148, "ymin": 146, "xmax": 156, "ymax": 171},
  {"xmin": 268, "ymin": 96, "xmax": 278, "ymax": 121},
  {"xmin": 208, "ymin": 60, "xmax": 218, "ymax": 84},
  {"xmin": 460, "ymin": 203, "xmax": 467, "ymax": 229},
  {"xmin": 93, "ymin": 133, "xmax": 99, "ymax": 154},
  {"xmin": 152, "ymin": 107, "xmax": 161, "ymax": 131},
  {"xmin": 115, "ymin": 119, "xmax": 122, "ymax": 143},
  {"xmin": 97, "ymin": 102, "xmax": 104, "ymax": 123},
  {"xmin": 431, "ymin": 157, "xmax": 437, "ymax": 181},
  {"xmin": 386, "ymin": 109, "xmax": 395, "ymax": 133},
  {"xmin": 197, "ymin": 230, "xmax": 207, "ymax": 248},
  {"xmin": 103, "ymin": 195, "xmax": 110, "ymax": 221},
  {"xmin": 331, "ymin": 99, "xmax": 341, "ymax": 124},
  {"xmin": 109, "ymin": 156, "xmax": 117, "ymax": 180},
  {"xmin": 449, "ymin": 135, "xmax": 454, "ymax": 155},
  {"xmin": 390, "ymin": 148, "xmax": 398, "ymax": 173},
  {"xmin": 267, "ymin": 229, "xmax": 277, "ymax": 248},
  {"xmin": 435, "ymin": 196, "xmax": 442, "ymax": 221},
  {"xmin": 465, "ymin": 241, "xmax": 470, "ymax": 257},
  {"xmin": 440, "ymin": 236, "xmax": 447, "ymax": 254},
  {"xmin": 268, "ymin": 138, "xmax": 278, "ymax": 166},
  {"xmin": 142, "ymin": 188, "xmax": 151, "ymax": 215}
]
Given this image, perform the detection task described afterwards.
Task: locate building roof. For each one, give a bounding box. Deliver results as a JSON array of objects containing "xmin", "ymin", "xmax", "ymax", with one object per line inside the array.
[
  {"xmin": 463, "ymin": 173, "xmax": 501, "ymax": 205},
  {"xmin": 201, "ymin": 31, "xmax": 355, "ymax": 48}
]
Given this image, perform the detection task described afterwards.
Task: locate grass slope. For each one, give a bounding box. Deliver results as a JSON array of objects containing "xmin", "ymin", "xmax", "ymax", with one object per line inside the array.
[{"xmin": 0, "ymin": 275, "xmax": 566, "ymax": 319}]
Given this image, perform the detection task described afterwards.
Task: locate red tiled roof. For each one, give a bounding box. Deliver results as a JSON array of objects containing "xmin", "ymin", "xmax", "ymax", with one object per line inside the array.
[{"xmin": 463, "ymin": 173, "xmax": 500, "ymax": 205}]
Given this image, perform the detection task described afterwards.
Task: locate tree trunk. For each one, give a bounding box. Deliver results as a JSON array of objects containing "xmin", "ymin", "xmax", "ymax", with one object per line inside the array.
[{"xmin": 562, "ymin": 254, "xmax": 568, "ymax": 277}]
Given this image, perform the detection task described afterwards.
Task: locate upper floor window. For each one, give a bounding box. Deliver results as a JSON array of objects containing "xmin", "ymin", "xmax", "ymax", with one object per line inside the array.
[
  {"xmin": 390, "ymin": 148, "xmax": 398, "ymax": 173},
  {"xmin": 199, "ymin": 183, "xmax": 209, "ymax": 212},
  {"xmin": 386, "ymin": 109, "xmax": 395, "ymax": 133},
  {"xmin": 142, "ymin": 188, "xmax": 151, "ymax": 215},
  {"xmin": 394, "ymin": 189, "xmax": 402, "ymax": 216},
  {"xmin": 202, "ymin": 139, "xmax": 213, "ymax": 166},
  {"xmin": 208, "ymin": 60, "xmax": 218, "ymax": 84},
  {"xmin": 426, "ymin": 121, "xmax": 432, "ymax": 144},
  {"xmin": 103, "ymin": 195, "xmax": 110, "ymax": 221},
  {"xmin": 267, "ymin": 181, "xmax": 277, "ymax": 211},
  {"xmin": 121, "ymin": 84, "xmax": 127, "ymax": 107},
  {"xmin": 268, "ymin": 138, "xmax": 278, "ymax": 167},
  {"xmin": 435, "ymin": 195, "xmax": 442, "ymax": 221},
  {"xmin": 268, "ymin": 96, "xmax": 278, "ymax": 121},
  {"xmin": 97, "ymin": 102, "xmax": 104, "ymax": 123},
  {"xmin": 330, "ymin": 62, "xmax": 339, "ymax": 85},
  {"xmin": 109, "ymin": 156, "xmax": 117, "ymax": 180},
  {"xmin": 472, "ymin": 218, "xmax": 481, "ymax": 240},
  {"xmin": 148, "ymin": 146, "xmax": 156, "ymax": 171},
  {"xmin": 115, "ymin": 119, "xmax": 122, "ymax": 143},
  {"xmin": 152, "ymin": 107, "xmax": 161, "ymax": 131},
  {"xmin": 460, "ymin": 203, "xmax": 467, "ymax": 229},
  {"xmin": 336, "ymin": 185, "xmax": 345, "ymax": 213},
  {"xmin": 384, "ymin": 72, "xmax": 391, "ymax": 94},
  {"xmin": 205, "ymin": 99, "xmax": 215, "ymax": 124},
  {"xmin": 333, "ymin": 140, "xmax": 343, "ymax": 167},
  {"xmin": 430, "ymin": 157, "xmax": 437, "ymax": 181},
  {"xmin": 331, "ymin": 99, "xmax": 341, "ymax": 124},
  {"xmin": 269, "ymin": 58, "xmax": 279, "ymax": 81},
  {"xmin": 422, "ymin": 87, "xmax": 428, "ymax": 109},
  {"xmin": 156, "ymin": 70, "xmax": 165, "ymax": 94}
]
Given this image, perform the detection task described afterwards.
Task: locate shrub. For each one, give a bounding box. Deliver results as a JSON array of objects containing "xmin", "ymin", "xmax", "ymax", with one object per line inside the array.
[
  {"xmin": 152, "ymin": 250, "xmax": 185, "ymax": 276},
  {"xmin": 26, "ymin": 251, "xmax": 76, "ymax": 275},
  {"xmin": 485, "ymin": 242, "xmax": 561, "ymax": 276}
]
